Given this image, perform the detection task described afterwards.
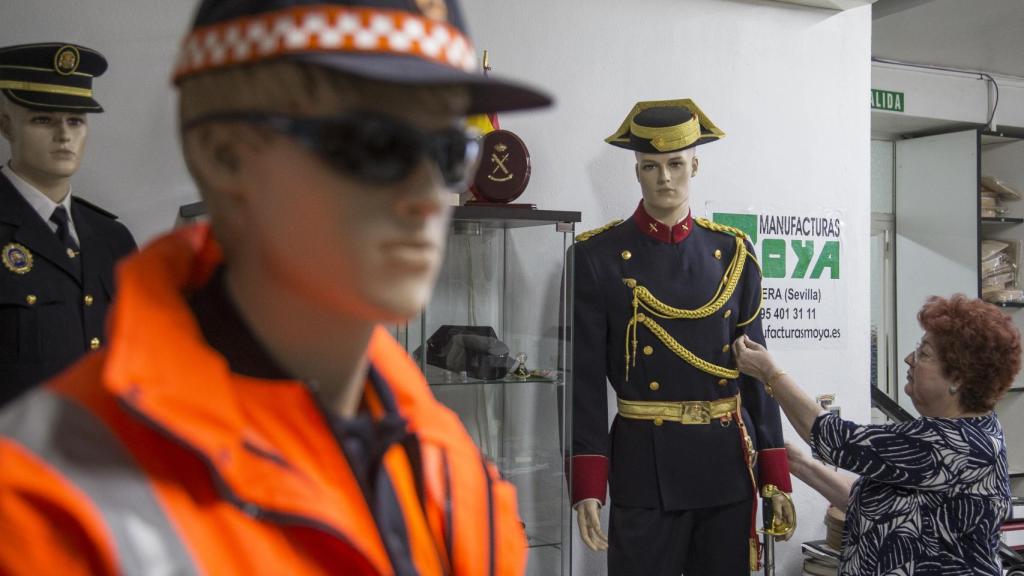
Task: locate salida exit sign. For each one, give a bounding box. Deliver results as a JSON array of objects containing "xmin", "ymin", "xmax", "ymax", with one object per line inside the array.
[{"xmin": 871, "ymin": 89, "xmax": 905, "ymax": 112}]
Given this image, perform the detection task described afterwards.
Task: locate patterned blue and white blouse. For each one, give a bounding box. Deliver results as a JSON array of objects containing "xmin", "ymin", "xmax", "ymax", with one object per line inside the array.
[{"xmin": 811, "ymin": 411, "xmax": 1011, "ymax": 576}]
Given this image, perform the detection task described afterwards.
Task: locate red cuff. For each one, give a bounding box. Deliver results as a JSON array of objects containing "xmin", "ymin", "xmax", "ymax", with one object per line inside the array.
[
  {"xmin": 571, "ymin": 455, "xmax": 608, "ymax": 505},
  {"xmin": 758, "ymin": 448, "xmax": 792, "ymax": 493}
]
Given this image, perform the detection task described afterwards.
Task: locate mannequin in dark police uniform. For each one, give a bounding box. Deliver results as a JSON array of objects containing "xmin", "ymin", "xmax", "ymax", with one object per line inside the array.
[
  {"xmin": 571, "ymin": 99, "xmax": 795, "ymax": 575},
  {"xmin": 0, "ymin": 43, "xmax": 136, "ymax": 405}
]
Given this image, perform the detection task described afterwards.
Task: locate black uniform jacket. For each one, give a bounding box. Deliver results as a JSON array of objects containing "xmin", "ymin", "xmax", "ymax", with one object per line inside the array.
[
  {"xmin": 571, "ymin": 205, "xmax": 787, "ymax": 511},
  {"xmin": 0, "ymin": 172, "xmax": 136, "ymax": 404}
]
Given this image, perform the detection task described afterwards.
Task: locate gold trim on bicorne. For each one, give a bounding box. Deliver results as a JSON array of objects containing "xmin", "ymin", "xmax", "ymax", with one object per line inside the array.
[
  {"xmin": 617, "ymin": 394, "xmax": 738, "ymax": 425},
  {"xmin": 605, "ymin": 98, "xmax": 726, "ymax": 147},
  {"xmin": 0, "ymin": 80, "xmax": 92, "ymax": 97},
  {"xmin": 629, "ymin": 114, "xmax": 701, "ymax": 152},
  {"xmin": 1, "ymin": 243, "xmax": 34, "ymax": 275},
  {"xmin": 173, "ymin": 5, "xmax": 479, "ymax": 82}
]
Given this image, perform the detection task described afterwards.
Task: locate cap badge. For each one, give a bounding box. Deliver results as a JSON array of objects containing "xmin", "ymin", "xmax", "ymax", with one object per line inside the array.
[
  {"xmin": 414, "ymin": 0, "xmax": 449, "ymax": 22},
  {"xmin": 54, "ymin": 45, "xmax": 81, "ymax": 76},
  {"xmin": 2, "ymin": 243, "xmax": 34, "ymax": 275}
]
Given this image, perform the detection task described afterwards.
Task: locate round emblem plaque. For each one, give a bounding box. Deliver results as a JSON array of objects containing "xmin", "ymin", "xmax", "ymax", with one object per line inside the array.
[{"xmin": 471, "ymin": 129, "xmax": 531, "ymax": 204}]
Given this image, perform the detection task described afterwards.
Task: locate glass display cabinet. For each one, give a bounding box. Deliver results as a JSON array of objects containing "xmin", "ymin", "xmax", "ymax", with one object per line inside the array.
[{"xmin": 393, "ymin": 205, "xmax": 580, "ymax": 576}]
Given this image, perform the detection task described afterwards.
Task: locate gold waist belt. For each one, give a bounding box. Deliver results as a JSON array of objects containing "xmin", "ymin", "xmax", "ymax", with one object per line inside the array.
[{"xmin": 617, "ymin": 394, "xmax": 739, "ymax": 425}]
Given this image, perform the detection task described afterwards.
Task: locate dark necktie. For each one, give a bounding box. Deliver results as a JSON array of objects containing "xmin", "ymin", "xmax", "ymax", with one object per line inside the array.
[{"xmin": 50, "ymin": 205, "xmax": 81, "ymax": 275}]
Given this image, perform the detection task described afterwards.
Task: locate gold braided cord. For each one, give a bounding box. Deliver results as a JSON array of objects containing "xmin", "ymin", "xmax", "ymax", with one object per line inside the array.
[
  {"xmin": 626, "ymin": 314, "xmax": 740, "ymax": 379},
  {"xmin": 631, "ymin": 236, "xmax": 746, "ymax": 321},
  {"xmin": 737, "ymin": 285, "xmax": 763, "ymax": 328}
]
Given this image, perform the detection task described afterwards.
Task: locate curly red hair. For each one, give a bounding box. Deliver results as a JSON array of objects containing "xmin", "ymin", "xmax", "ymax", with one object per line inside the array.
[{"xmin": 918, "ymin": 294, "xmax": 1022, "ymax": 412}]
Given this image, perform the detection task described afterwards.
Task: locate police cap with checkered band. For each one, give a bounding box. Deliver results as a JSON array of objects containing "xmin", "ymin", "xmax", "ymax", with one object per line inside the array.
[
  {"xmin": 0, "ymin": 43, "xmax": 108, "ymax": 113},
  {"xmin": 174, "ymin": 0, "xmax": 552, "ymax": 114}
]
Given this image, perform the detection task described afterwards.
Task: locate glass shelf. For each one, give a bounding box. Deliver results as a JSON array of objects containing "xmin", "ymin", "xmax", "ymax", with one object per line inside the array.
[
  {"xmin": 394, "ymin": 204, "xmax": 580, "ymax": 575},
  {"xmin": 981, "ymin": 217, "xmax": 1024, "ymax": 225}
]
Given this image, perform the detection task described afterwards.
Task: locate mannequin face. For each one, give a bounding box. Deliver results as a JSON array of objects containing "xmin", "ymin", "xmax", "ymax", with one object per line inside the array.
[
  {"xmin": 635, "ymin": 149, "xmax": 697, "ymax": 217},
  {"xmin": 903, "ymin": 332, "xmax": 962, "ymax": 417},
  {"xmin": 199, "ymin": 79, "xmax": 466, "ymax": 323},
  {"xmin": 0, "ymin": 100, "xmax": 88, "ymax": 187}
]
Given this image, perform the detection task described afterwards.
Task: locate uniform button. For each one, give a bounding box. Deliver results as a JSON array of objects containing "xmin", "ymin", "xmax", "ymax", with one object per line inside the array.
[
  {"xmin": 653, "ymin": 418, "xmax": 664, "ymax": 426},
  {"xmin": 90, "ymin": 337, "xmax": 101, "ymax": 350},
  {"xmin": 621, "ymin": 250, "xmax": 632, "ymax": 261},
  {"xmin": 722, "ymin": 344, "xmax": 731, "ymax": 353},
  {"xmin": 636, "ymin": 313, "xmax": 647, "ymax": 323},
  {"xmin": 623, "ymin": 278, "xmax": 637, "ymax": 288},
  {"xmin": 724, "ymin": 309, "xmax": 733, "ymax": 318},
  {"xmin": 643, "ymin": 345, "xmax": 654, "ymax": 356},
  {"xmin": 25, "ymin": 294, "xmax": 37, "ymax": 306},
  {"xmin": 714, "ymin": 249, "xmax": 722, "ymax": 260},
  {"xmin": 718, "ymin": 378, "xmax": 728, "ymax": 386},
  {"xmin": 84, "ymin": 295, "xmax": 94, "ymax": 306},
  {"xmin": 649, "ymin": 381, "xmax": 660, "ymax": 391}
]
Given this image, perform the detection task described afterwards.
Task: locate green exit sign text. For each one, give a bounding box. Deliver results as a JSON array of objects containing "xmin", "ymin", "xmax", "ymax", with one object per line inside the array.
[{"xmin": 871, "ymin": 89, "xmax": 905, "ymax": 112}]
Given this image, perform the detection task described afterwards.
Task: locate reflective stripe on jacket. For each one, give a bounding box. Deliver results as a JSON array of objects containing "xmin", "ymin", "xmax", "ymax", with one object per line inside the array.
[{"xmin": 0, "ymin": 225, "xmax": 527, "ymax": 576}]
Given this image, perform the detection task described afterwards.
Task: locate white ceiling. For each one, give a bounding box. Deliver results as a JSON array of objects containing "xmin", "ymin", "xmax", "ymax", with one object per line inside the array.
[{"xmin": 873, "ymin": 0, "xmax": 1024, "ymax": 79}]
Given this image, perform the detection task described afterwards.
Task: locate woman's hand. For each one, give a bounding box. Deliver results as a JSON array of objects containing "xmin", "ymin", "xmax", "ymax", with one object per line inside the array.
[{"xmin": 732, "ymin": 335, "xmax": 781, "ymax": 383}]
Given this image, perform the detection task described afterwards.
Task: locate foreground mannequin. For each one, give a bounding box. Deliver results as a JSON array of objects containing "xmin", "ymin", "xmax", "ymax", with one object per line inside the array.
[
  {"xmin": 0, "ymin": 1, "xmax": 551, "ymax": 574},
  {"xmin": 571, "ymin": 99, "xmax": 794, "ymax": 575},
  {"xmin": 0, "ymin": 43, "xmax": 136, "ymax": 404}
]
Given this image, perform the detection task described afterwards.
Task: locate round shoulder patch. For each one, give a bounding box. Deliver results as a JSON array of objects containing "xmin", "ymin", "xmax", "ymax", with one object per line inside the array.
[{"xmin": 2, "ymin": 243, "xmax": 34, "ymax": 275}]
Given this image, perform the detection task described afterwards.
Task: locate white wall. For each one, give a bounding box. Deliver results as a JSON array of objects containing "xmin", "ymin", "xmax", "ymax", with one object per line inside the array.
[{"xmin": 0, "ymin": 1, "xmax": 872, "ymax": 574}]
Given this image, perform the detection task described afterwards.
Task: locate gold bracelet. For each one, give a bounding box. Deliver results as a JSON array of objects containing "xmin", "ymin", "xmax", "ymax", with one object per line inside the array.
[{"xmin": 765, "ymin": 370, "xmax": 788, "ymax": 397}]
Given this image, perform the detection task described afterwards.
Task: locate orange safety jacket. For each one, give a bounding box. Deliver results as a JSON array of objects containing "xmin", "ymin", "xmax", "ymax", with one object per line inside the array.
[{"xmin": 0, "ymin": 225, "xmax": 526, "ymax": 576}]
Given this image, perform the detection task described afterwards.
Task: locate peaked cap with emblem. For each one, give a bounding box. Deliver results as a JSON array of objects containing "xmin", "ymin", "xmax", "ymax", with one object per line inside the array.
[
  {"xmin": 0, "ymin": 43, "xmax": 107, "ymax": 113},
  {"xmin": 606, "ymin": 99, "xmax": 724, "ymax": 153},
  {"xmin": 175, "ymin": 0, "xmax": 552, "ymax": 114}
]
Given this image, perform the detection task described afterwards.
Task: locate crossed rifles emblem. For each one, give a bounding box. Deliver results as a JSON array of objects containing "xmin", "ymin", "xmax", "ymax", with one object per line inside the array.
[{"xmin": 487, "ymin": 142, "xmax": 514, "ymax": 183}]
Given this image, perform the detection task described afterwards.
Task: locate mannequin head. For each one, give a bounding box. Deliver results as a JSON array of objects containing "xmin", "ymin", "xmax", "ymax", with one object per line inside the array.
[
  {"xmin": 634, "ymin": 149, "xmax": 697, "ymax": 221},
  {"xmin": 0, "ymin": 95, "xmax": 88, "ymax": 198},
  {"xmin": 179, "ymin": 62, "xmax": 470, "ymax": 322}
]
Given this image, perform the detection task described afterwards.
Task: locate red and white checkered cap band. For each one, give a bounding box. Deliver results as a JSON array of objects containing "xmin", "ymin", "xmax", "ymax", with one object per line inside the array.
[{"xmin": 173, "ymin": 5, "xmax": 478, "ymax": 82}]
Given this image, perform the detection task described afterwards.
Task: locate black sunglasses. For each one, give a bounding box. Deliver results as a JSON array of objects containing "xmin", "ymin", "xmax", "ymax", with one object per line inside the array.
[{"xmin": 183, "ymin": 111, "xmax": 481, "ymax": 190}]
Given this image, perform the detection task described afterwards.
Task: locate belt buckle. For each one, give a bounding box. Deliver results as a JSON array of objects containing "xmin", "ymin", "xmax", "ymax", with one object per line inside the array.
[{"xmin": 680, "ymin": 402, "xmax": 711, "ymax": 425}]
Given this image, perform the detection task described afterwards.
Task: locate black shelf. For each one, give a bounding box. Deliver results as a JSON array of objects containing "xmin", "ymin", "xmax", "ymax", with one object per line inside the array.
[
  {"xmin": 453, "ymin": 205, "xmax": 581, "ymax": 229},
  {"xmin": 1010, "ymin": 470, "xmax": 1024, "ymax": 479},
  {"xmin": 981, "ymin": 217, "xmax": 1024, "ymax": 225},
  {"xmin": 993, "ymin": 302, "xmax": 1024, "ymax": 309}
]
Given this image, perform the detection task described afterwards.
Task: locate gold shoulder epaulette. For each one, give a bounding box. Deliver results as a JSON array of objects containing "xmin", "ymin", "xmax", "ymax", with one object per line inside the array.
[
  {"xmin": 576, "ymin": 219, "xmax": 623, "ymax": 242},
  {"xmin": 695, "ymin": 218, "xmax": 746, "ymax": 240}
]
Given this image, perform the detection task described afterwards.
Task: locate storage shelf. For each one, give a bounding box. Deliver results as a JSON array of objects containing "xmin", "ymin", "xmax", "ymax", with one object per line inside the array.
[
  {"xmin": 1010, "ymin": 470, "xmax": 1024, "ymax": 479},
  {"xmin": 992, "ymin": 302, "xmax": 1024, "ymax": 309},
  {"xmin": 453, "ymin": 205, "xmax": 581, "ymax": 230},
  {"xmin": 981, "ymin": 217, "xmax": 1024, "ymax": 225},
  {"xmin": 428, "ymin": 376, "xmax": 562, "ymax": 388}
]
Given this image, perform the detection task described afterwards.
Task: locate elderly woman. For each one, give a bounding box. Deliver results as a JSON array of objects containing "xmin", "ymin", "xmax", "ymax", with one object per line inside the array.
[{"xmin": 733, "ymin": 294, "xmax": 1019, "ymax": 576}]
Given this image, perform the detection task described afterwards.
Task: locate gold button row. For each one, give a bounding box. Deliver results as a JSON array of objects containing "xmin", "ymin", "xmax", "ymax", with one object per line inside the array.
[{"xmin": 24, "ymin": 294, "xmax": 95, "ymax": 306}]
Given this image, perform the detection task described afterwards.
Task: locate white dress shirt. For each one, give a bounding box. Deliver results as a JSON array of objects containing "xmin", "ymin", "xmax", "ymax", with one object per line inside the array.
[{"xmin": 1, "ymin": 163, "xmax": 79, "ymax": 244}]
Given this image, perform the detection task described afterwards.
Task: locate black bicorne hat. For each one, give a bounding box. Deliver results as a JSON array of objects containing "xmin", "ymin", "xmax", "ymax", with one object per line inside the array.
[
  {"xmin": 174, "ymin": 0, "xmax": 552, "ymax": 114},
  {"xmin": 606, "ymin": 99, "xmax": 724, "ymax": 153},
  {"xmin": 0, "ymin": 43, "xmax": 107, "ymax": 113}
]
